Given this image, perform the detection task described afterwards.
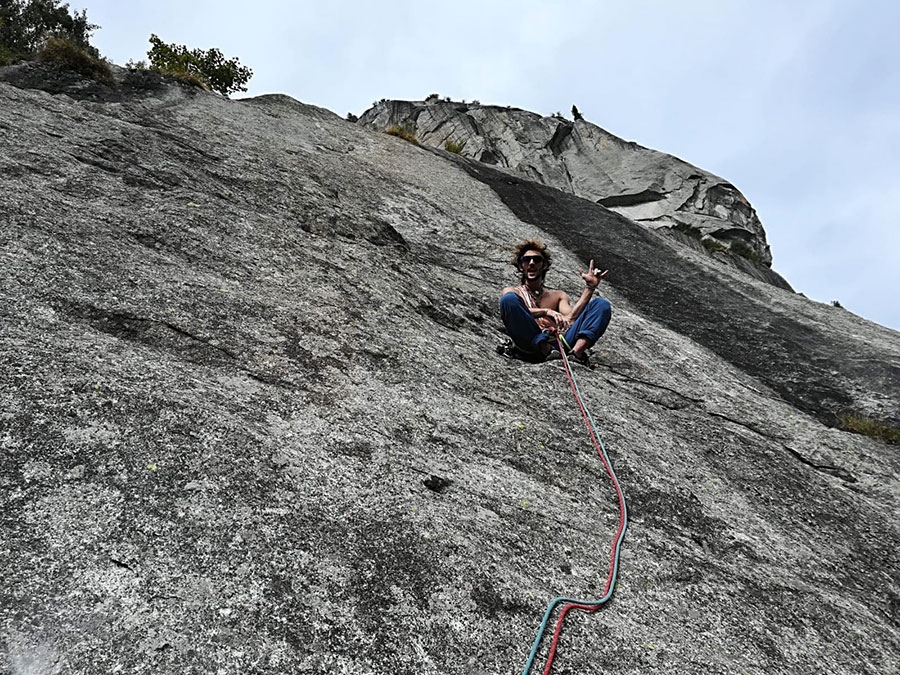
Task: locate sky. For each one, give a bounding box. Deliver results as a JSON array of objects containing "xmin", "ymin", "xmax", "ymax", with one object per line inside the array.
[{"xmin": 78, "ymin": 0, "xmax": 899, "ymax": 331}]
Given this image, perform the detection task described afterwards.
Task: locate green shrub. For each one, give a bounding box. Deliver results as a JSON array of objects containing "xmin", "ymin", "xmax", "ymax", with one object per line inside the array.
[
  {"xmin": 672, "ymin": 222, "xmax": 728, "ymax": 253},
  {"xmin": 129, "ymin": 53, "xmax": 200, "ymax": 88},
  {"xmin": 385, "ymin": 124, "xmax": 418, "ymax": 144},
  {"xmin": 346, "ymin": 112, "xmax": 358, "ymax": 123},
  {"xmin": 145, "ymin": 34, "xmax": 252, "ymax": 96},
  {"xmin": 425, "ymin": 93, "xmax": 439, "ymax": 101},
  {"xmin": 444, "ymin": 139, "xmax": 464, "ymax": 154},
  {"xmin": 729, "ymin": 239, "xmax": 761, "ymax": 264},
  {"xmin": 0, "ymin": 0, "xmax": 98, "ymax": 63},
  {"xmin": 701, "ymin": 236, "xmax": 727, "ymax": 252},
  {"xmin": 0, "ymin": 43, "xmax": 16, "ymax": 66},
  {"xmin": 37, "ymin": 35, "xmax": 113, "ymax": 84},
  {"xmin": 839, "ymin": 412, "xmax": 900, "ymax": 445},
  {"xmin": 156, "ymin": 64, "xmax": 208, "ymax": 90}
]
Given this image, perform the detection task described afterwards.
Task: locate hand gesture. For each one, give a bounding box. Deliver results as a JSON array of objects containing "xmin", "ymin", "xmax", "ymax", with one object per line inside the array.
[{"xmin": 581, "ymin": 259, "xmax": 608, "ymax": 288}]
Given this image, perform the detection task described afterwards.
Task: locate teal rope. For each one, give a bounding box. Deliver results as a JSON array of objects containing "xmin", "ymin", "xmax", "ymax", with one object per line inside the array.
[{"xmin": 520, "ymin": 337, "xmax": 629, "ymax": 674}]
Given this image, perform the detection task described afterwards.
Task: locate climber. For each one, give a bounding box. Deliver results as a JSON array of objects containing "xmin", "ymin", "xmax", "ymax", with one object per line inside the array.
[{"xmin": 499, "ymin": 240, "xmax": 611, "ymax": 366}]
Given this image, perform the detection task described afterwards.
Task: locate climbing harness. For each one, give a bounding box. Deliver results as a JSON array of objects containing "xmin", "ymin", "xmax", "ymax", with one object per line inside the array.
[{"xmin": 520, "ymin": 335, "xmax": 629, "ymax": 675}]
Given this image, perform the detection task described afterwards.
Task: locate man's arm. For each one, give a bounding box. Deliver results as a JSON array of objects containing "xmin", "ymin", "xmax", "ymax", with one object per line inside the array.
[
  {"xmin": 563, "ymin": 261, "xmax": 608, "ymax": 321},
  {"xmin": 563, "ymin": 286, "xmax": 596, "ymax": 322}
]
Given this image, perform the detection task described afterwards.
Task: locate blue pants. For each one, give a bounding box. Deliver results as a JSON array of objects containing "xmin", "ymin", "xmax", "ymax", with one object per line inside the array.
[{"xmin": 499, "ymin": 292, "xmax": 611, "ymax": 358}]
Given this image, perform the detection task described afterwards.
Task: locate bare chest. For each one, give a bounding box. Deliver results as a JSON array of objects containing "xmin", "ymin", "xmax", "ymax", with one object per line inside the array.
[{"xmin": 522, "ymin": 288, "xmax": 562, "ymax": 311}]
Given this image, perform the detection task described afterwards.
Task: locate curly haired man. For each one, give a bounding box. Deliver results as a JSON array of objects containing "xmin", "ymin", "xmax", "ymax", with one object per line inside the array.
[{"xmin": 499, "ymin": 240, "xmax": 611, "ymax": 365}]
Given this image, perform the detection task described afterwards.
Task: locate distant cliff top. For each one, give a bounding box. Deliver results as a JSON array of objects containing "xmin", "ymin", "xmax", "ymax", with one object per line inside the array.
[{"xmin": 360, "ymin": 98, "xmax": 779, "ymax": 278}]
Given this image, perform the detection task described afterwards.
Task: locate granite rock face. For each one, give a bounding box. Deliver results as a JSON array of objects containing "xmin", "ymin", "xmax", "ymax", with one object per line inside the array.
[
  {"xmin": 2, "ymin": 64, "xmax": 900, "ymax": 675},
  {"xmin": 359, "ymin": 99, "xmax": 776, "ymax": 273}
]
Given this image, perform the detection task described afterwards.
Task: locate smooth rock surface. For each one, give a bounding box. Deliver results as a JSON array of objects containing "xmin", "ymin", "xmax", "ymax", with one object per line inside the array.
[
  {"xmin": 2, "ymin": 64, "xmax": 899, "ymax": 674},
  {"xmin": 359, "ymin": 99, "xmax": 777, "ymax": 272}
]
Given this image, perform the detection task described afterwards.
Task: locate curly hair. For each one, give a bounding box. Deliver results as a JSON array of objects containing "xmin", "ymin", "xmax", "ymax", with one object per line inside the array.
[
  {"xmin": 511, "ymin": 239, "xmax": 552, "ymax": 270},
  {"xmin": 511, "ymin": 240, "xmax": 551, "ymax": 284}
]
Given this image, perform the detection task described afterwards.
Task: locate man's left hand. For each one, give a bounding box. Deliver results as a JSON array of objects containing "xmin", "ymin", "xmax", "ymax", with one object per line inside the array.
[{"xmin": 581, "ymin": 258, "xmax": 608, "ymax": 288}]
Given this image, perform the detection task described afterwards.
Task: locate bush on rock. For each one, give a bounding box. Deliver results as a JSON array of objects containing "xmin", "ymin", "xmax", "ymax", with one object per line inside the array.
[{"xmin": 145, "ymin": 34, "xmax": 252, "ymax": 97}]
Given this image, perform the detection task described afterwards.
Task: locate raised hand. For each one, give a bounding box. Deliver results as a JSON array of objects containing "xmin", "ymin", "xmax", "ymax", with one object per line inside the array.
[{"xmin": 581, "ymin": 258, "xmax": 608, "ymax": 288}]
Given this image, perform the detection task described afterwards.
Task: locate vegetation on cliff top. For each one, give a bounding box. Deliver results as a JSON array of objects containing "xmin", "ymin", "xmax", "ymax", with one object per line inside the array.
[
  {"xmin": 142, "ymin": 33, "xmax": 252, "ymax": 96},
  {"xmin": 385, "ymin": 124, "xmax": 419, "ymax": 144},
  {"xmin": 1, "ymin": 1, "xmax": 253, "ymax": 96},
  {"xmin": 444, "ymin": 139, "xmax": 464, "ymax": 154},
  {"xmin": 0, "ymin": 0, "xmax": 98, "ymax": 66},
  {"xmin": 37, "ymin": 34, "xmax": 112, "ymax": 84}
]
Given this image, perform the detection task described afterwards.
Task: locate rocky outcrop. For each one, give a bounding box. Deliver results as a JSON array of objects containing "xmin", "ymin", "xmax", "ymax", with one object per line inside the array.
[
  {"xmin": 359, "ymin": 99, "xmax": 776, "ymax": 273},
  {"xmin": 2, "ymin": 64, "xmax": 900, "ymax": 674}
]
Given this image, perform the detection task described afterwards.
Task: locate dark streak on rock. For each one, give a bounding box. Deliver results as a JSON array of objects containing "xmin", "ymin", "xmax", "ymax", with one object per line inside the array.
[{"xmin": 457, "ymin": 159, "xmax": 890, "ymax": 427}]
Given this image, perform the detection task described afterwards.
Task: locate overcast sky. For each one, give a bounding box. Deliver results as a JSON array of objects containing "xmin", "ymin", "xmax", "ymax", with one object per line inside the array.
[{"xmin": 80, "ymin": 0, "xmax": 899, "ymax": 330}]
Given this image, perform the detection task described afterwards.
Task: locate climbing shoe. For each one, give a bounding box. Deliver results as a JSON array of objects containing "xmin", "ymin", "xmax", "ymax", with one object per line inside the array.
[{"xmin": 570, "ymin": 350, "xmax": 594, "ymax": 369}]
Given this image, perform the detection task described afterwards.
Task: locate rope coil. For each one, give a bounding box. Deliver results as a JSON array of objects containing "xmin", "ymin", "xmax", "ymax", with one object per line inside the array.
[{"xmin": 520, "ymin": 335, "xmax": 629, "ymax": 675}]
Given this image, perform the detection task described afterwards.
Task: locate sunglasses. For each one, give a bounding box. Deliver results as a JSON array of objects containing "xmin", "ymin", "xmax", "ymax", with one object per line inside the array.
[{"xmin": 520, "ymin": 255, "xmax": 545, "ymax": 265}]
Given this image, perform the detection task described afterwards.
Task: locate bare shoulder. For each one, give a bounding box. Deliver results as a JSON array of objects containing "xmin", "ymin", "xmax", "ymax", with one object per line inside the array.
[
  {"xmin": 501, "ymin": 286, "xmax": 520, "ymax": 296},
  {"xmin": 548, "ymin": 288, "xmax": 568, "ymax": 306}
]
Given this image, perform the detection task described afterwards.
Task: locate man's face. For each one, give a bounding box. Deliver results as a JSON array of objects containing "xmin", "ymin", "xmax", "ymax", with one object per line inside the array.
[{"xmin": 520, "ymin": 249, "xmax": 546, "ymax": 281}]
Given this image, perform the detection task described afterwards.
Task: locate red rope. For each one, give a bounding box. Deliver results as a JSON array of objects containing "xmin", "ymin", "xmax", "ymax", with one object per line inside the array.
[{"xmin": 541, "ymin": 337, "xmax": 628, "ymax": 674}]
